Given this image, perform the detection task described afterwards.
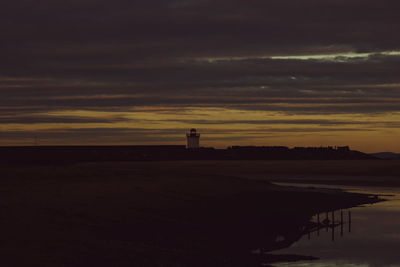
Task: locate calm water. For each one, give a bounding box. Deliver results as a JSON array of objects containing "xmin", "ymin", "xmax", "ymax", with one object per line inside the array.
[{"xmin": 272, "ymin": 183, "xmax": 400, "ymax": 267}]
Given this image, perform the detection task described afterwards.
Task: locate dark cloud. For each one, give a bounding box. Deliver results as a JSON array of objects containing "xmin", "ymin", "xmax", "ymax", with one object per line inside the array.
[
  {"xmin": 1, "ymin": 0, "xmax": 400, "ymax": 146},
  {"xmin": 0, "ymin": 115, "xmax": 130, "ymax": 124}
]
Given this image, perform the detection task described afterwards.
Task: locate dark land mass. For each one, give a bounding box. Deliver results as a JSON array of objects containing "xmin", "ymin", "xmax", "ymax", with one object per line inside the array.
[
  {"xmin": 0, "ymin": 145, "xmax": 373, "ymax": 165},
  {"xmin": 119, "ymin": 160, "xmax": 400, "ymax": 187},
  {"xmin": 0, "ymin": 161, "xmax": 384, "ymax": 266},
  {"xmin": 371, "ymin": 152, "xmax": 400, "ymax": 160}
]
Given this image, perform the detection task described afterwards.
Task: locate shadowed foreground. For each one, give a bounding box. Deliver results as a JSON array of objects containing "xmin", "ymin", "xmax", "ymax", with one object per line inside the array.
[{"xmin": 0, "ymin": 161, "xmax": 382, "ymax": 266}]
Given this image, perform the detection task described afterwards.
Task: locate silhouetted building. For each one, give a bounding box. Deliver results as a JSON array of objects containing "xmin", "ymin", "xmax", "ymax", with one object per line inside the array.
[
  {"xmin": 186, "ymin": 128, "xmax": 200, "ymax": 149},
  {"xmin": 337, "ymin": 146, "xmax": 350, "ymax": 152}
]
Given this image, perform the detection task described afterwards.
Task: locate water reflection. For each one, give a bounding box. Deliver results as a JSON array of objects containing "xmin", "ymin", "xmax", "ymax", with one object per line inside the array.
[
  {"xmin": 271, "ymin": 185, "xmax": 400, "ymax": 267},
  {"xmin": 307, "ymin": 210, "xmax": 352, "ymax": 242}
]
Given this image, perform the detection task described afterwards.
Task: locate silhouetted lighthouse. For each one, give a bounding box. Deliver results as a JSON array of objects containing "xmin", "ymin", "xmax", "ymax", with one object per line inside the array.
[{"xmin": 186, "ymin": 128, "xmax": 200, "ymax": 149}]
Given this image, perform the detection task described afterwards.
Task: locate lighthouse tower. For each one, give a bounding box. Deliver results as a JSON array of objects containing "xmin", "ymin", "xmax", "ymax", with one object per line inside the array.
[{"xmin": 186, "ymin": 128, "xmax": 200, "ymax": 149}]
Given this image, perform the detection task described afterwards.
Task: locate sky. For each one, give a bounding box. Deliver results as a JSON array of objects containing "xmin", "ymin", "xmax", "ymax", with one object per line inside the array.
[{"xmin": 1, "ymin": 0, "xmax": 400, "ymax": 152}]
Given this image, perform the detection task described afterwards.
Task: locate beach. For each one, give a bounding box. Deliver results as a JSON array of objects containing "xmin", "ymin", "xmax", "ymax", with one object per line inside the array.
[{"xmin": 0, "ymin": 160, "xmax": 391, "ymax": 266}]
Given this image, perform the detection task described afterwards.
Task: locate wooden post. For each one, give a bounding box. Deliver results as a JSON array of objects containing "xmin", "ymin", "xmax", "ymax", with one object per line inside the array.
[
  {"xmin": 349, "ymin": 210, "xmax": 352, "ymax": 233},
  {"xmin": 331, "ymin": 210, "xmax": 335, "ymax": 242},
  {"xmin": 326, "ymin": 212, "xmax": 329, "ymax": 232},
  {"xmin": 341, "ymin": 210, "xmax": 344, "ymax": 237}
]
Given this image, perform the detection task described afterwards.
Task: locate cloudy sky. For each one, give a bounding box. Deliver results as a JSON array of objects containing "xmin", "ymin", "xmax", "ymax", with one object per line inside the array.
[{"xmin": 1, "ymin": 0, "xmax": 400, "ymax": 152}]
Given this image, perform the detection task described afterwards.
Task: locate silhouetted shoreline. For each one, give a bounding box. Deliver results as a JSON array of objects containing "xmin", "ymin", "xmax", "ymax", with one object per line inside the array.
[{"xmin": 0, "ymin": 145, "xmax": 374, "ymax": 165}]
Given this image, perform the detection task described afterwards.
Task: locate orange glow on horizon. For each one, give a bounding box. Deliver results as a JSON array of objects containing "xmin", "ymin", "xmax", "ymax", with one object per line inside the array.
[{"xmin": 1, "ymin": 107, "xmax": 399, "ymax": 153}]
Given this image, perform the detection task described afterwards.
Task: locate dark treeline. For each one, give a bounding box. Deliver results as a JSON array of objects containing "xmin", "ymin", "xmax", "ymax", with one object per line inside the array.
[{"xmin": 0, "ymin": 145, "xmax": 373, "ymax": 165}]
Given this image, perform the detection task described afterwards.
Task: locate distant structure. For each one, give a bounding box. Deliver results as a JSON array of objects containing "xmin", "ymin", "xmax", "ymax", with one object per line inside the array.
[
  {"xmin": 337, "ymin": 146, "xmax": 350, "ymax": 152},
  {"xmin": 186, "ymin": 128, "xmax": 200, "ymax": 149}
]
